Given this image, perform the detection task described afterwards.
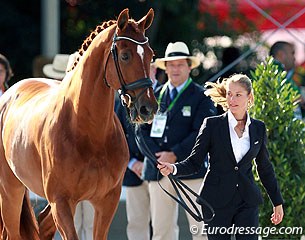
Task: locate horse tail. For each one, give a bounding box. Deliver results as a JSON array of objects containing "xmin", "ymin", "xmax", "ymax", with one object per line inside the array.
[
  {"xmin": 20, "ymin": 189, "xmax": 40, "ymax": 239},
  {"xmin": 0, "ymin": 212, "xmax": 5, "ymax": 238}
]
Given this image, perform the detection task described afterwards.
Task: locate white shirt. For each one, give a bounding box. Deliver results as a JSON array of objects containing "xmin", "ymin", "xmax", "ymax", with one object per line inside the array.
[
  {"xmin": 167, "ymin": 79, "xmax": 188, "ymax": 94},
  {"xmin": 152, "ymin": 79, "xmax": 158, "ymax": 90},
  {"xmin": 228, "ymin": 110, "xmax": 251, "ymax": 163}
]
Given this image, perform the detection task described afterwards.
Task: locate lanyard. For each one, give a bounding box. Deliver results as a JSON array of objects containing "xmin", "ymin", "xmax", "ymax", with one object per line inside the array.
[{"xmin": 158, "ymin": 78, "xmax": 192, "ymax": 111}]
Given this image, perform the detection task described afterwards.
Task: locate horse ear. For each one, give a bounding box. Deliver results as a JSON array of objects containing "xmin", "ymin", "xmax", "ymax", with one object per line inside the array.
[
  {"xmin": 117, "ymin": 8, "xmax": 130, "ymax": 31},
  {"xmin": 138, "ymin": 8, "xmax": 154, "ymax": 31}
]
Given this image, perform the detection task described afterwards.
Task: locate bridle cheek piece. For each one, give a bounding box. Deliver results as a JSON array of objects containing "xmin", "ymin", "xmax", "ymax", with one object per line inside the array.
[{"xmin": 104, "ymin": 30, "xmax": 153, "ymax": 108}]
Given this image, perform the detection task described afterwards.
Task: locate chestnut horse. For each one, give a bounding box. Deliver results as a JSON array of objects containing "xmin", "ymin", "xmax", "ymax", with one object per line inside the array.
[{"xmin": 0, "ymin": 8, "xmax": 157, "ymax": 240}]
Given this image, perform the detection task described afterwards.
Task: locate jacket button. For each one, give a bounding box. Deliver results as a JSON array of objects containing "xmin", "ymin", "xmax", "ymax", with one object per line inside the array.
[
  {"xmin": 234, "ymin": 166, "xmax": 239, "ymax": 171},
  {"xmin": 236, "ymin": 184, "xmax": 239, "ymax": 187}
]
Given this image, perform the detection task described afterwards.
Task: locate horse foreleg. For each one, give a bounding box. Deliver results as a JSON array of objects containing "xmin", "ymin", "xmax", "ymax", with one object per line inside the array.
[
  {"xmin": 92, "ymin": 186, "xmax": 121, "ymax": 240},
  {"xmin": 49, "ymin": 200, "xmax": 78, "ymax": 240},
  {"xmin": 38, "ymin": 204, "xmax": 57, "ymax": 240}
]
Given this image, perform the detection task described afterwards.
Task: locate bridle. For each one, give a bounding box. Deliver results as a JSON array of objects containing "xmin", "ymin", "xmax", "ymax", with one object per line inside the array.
[{"xmin": 104, "ymin": 30, "xmax": 153, "ymax": 108}]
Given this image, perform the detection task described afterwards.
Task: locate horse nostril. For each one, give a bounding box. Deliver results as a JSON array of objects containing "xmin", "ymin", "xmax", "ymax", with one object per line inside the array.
[
  {"xmin": 140, "ymin": 106, "xmax": 150, "ymax": 116},
  {"xmin": 139, "ymin": 102, "xmax": 158, "ymax": 120}
]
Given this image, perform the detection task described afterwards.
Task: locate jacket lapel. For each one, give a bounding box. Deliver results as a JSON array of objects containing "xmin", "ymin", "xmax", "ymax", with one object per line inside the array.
[
  {"xmin": 159, "ymin": 87, "xmax": 170, "ymax": 113},
  {"xmin": 166, "ymin": 83, "xmax": 193, "ymax": 122},
  {"xmin": 221, "ymin": 113, "xmax": 237, "ymax": 164}
]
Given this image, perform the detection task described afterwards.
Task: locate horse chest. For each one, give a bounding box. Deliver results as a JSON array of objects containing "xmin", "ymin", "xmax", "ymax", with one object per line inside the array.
[{"xmin": 55, "ymin": 143, "xmax": 128, "ymax": 185}]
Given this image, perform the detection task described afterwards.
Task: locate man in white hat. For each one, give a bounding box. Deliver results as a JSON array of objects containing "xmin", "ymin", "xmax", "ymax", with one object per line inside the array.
[{"xmin": 137, "ymin": 42, "xmax": 217, "ymax": 240}]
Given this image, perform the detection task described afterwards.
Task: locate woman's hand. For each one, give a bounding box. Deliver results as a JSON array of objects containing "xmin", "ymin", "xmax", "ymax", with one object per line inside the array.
[
  {"xmin": 157, "ymin": 162, "xmax": 173, "ymax": 176},
  {"xmin": 271, "ymin": 204, "xmax": 284, "ymax": 225}
]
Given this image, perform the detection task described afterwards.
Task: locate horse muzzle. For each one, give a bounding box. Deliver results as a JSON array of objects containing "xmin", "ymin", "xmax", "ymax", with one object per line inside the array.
[{"xmin": 128, "ymin": 91, "xmax": 158, "ymax": 124}]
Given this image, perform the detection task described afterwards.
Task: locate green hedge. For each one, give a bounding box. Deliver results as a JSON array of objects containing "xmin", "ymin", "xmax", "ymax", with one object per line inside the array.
[{"xmin": 250, "ymin": 57, "xmax": 305, "ymax": 239}]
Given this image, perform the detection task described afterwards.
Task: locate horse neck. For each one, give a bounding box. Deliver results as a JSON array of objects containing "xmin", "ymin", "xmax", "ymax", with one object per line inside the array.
[{"xmin": 61, "ymin": 48, "xmax": 117, "ymax": 139}]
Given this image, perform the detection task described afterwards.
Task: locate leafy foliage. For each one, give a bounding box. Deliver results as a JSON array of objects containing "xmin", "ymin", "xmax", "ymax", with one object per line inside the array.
[{"xmin": 250, "ymin": 57, "xmax": 305, "ymax": 238}]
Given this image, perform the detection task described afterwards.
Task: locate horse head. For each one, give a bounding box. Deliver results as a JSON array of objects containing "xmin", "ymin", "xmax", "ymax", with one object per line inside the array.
[{"xmin": 105, "ymin": 8, "xmax": 158, "ymax": 123}]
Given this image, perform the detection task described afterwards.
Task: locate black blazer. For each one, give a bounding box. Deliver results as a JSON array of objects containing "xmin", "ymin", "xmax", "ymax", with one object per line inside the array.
[
  {"xmin": 176, "ymin": 113, "xmax": 284, "ymax": 209},
  {"xmin": 116, "ymin": 102, "xmax": 144, "ymax": 187},
  {"xmin": 137, "ymin": 80, "xmax": 217, "ymax": 181}
]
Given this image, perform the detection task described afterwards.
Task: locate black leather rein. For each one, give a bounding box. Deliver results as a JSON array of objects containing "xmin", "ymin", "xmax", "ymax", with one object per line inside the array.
[{"xmin": 135, "ymin": 125, "xmax": 215, "ymax": 223}]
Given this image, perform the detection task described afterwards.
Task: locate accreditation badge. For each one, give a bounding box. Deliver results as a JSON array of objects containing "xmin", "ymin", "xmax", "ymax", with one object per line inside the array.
[
  {"xmin": 182, "ymin": 106, "xmax": 191, "ymax": 117},
  {"xmin": 150, "ymin": 113, "xmax": 167, "ymax": 138}
]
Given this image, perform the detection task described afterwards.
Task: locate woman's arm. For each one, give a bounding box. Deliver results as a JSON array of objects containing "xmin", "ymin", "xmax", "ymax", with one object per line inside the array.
[
  {"xmin": 255, "ymin": 122, "xmax": 284, "ymax": 224},
  {"xmin": 158, "ymin": 117, "xmax": 212, "ymax": 177}
]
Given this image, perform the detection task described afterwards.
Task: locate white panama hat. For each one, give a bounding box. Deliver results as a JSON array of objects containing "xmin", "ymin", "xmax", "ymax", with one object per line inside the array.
[
  {"xmin": 43, "ymin": 54, "xmax": 70, "ymax": 79},
  {"xmin": 155, "ymin": 42, "xmax": 200, "ymax": 70}
]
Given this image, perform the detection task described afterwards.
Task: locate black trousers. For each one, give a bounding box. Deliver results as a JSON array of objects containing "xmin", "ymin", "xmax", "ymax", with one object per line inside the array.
[{"xmin": 204, "ymin": 190, "xmax": 259, "ymax": 240}]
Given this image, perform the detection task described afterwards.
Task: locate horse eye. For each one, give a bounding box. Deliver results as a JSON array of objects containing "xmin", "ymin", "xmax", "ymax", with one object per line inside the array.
[{"xmin": 120, "ymin": 53, "xmax": 129, "ymax": 61}]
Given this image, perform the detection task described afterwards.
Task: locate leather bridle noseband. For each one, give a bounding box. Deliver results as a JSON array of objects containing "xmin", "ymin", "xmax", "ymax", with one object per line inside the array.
[{"xmin": 104, "ymin": 30, "xmax": 153, "ymax": 108}]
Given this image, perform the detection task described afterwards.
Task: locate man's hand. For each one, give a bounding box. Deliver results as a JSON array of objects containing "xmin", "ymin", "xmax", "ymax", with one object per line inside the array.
[
  {"xmin": 155, "ymin": 151, "xmax": 177, "ymax": 164},
  {"xmin": 131, "ymin": 160, "xmax": 143, "ymax": 178}
]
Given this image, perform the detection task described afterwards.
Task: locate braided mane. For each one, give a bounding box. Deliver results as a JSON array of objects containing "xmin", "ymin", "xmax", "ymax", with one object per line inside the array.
[
  {"xmin": 68, "ymin": 20, "xmax": 117, "ymax": 72},
  {"xmin": 67, "ymin": 17, "xmax": 142, "ymax": 73}
]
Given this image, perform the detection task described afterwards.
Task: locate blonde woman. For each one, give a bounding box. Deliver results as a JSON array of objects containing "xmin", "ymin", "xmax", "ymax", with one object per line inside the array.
[{"xmin": 158, "ymin": 74, "xmax": 284, "ymax": 240}]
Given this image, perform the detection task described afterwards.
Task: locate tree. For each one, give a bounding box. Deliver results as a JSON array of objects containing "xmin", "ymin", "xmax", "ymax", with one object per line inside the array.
[{"xmin": 250, "ymin": 57, "xmax": 305, "ymax": 238}]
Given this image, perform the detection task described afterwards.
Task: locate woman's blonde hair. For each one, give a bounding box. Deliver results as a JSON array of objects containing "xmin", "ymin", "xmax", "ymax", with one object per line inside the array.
[{"xmin": 204, "ymin": 73, "xmax": 253, "ymax": 111}]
